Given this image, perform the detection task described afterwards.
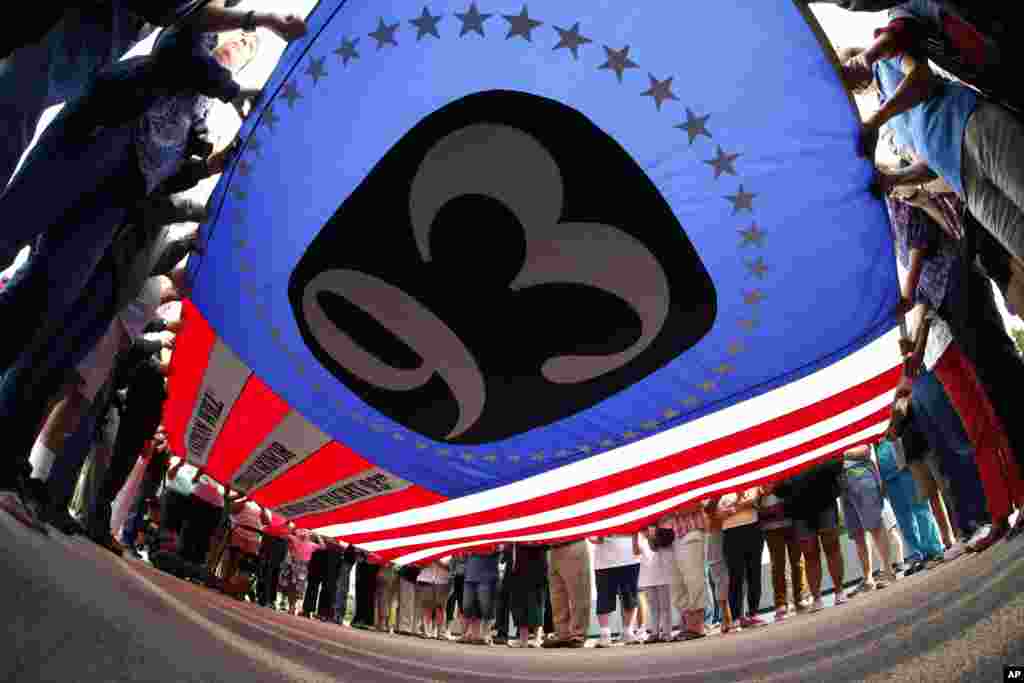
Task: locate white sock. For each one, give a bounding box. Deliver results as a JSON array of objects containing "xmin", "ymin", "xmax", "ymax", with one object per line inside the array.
[{"xmin": 29, "ymin": 443, "xmax": 58, "ymax": 481}]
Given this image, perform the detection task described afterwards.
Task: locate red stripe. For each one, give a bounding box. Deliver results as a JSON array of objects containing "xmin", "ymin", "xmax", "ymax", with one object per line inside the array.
[
  {"xmin": 251, "ymin": 441, "xmax": 379, "ymax": 506},
  {"xmin": 370, "ymin": 404, "xmax": 890, "ymax": 560},
  {"xmin": 328, "ymin": 364, "xmax": 900, "ymax": 546},
  {"xmin": 163, "ymin": 300, "xmax": 215, "ymax": 459},
  {"xmin": 204, "ymin": 376, "xmax": 290, "ymax": 484},
  {"xmin": 288, "ymin": 485, "xmax": 448, "ymax": 529}
]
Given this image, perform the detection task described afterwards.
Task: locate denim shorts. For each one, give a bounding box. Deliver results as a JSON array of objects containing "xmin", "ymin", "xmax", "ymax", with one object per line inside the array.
[{"xmin": 462, "ymin": 579, "xmax": 497, "ymax": 620}]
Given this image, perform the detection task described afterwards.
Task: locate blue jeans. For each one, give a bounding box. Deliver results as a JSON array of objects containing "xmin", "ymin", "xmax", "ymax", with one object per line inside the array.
[
  {"xmin": 885, "ymin": 470, "xmax": 945, "ymax": 561},
  {"xmin": 0, "ymin": 260, "xmax": 117, "ymax": 486},
  {"xmin": 462, "ymin": 579, "xmax": 497, "ymax": 621},
  {"xmin": 0, "ymin": 4, "xmax": 144, "ymax": 187},
  {"xmin": 911, "ymin": 370, "xmax": 991, "ymax": 536}
]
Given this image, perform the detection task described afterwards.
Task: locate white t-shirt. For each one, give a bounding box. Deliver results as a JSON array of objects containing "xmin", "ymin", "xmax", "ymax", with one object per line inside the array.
[
  {"xmin": 593, "ymin": 535, "xmax": 639, "ymax": 570},
  {"xmin": 922, "ymin": 311, "xmax": 954, "ymax": 371},
  {"xmin": 637, "ymin": 534, "xmax": 672, "ymax": 588},
  {"xmin": 165, "ymin": 462, "xmax": 199, "ymax": 496}
]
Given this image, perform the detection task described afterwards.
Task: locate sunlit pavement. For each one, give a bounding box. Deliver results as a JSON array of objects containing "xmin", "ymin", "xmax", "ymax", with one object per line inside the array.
[{"xmin": 4, "ymin": 511, "xmax": 1024, "ymax": 683}]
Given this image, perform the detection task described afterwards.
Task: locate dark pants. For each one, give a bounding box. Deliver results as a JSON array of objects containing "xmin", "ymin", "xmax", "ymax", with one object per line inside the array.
[
  {"xmin": 44, "ymin": 383, "xmax": 110, "ymax": 509},
  {"xmin": 91, "ymin": 363, "xmax": 165, "ymax": 538},
  {"xmin": 303, "ymin": 548, "xmax": 328, "ymax": 616},
  {"xmin": 942, "ymin": 264, "xmax": 1024, "ymax": 474},
  {"xmin": 159, "ymin": 489, "xmax": 191, "ymax": 544},
  {"xmin": 911, "ymin": 370, "xmax": 991, "ymax": 536},
  {"xmin": 446, "ymin": 575, "xmax": 465, "ymax": 622},
  {"xmin": 494, "ymin": 576, "xmax": 513, "ymax": 636},
  {"xmin": 353, "ymin": 561, "xmax": 379, "ymax": 626},
  {"xmin": 332, "ymin": 560, "xmax": 353, "ymax": 623},
  {"xmin": 543, "ymin": 585, "xmax": 554, "ymax": 635},
  {"xmin": 121, "ymin": 450, "xmax": 167, "ymax": 546},
  {"xmin": 257, "ymin": 536, "xmax": 288, "ymax": 607},
  {"xmin": 724, "ymin": 523, "xmax": 764, "ymax": 619},
  {"xmin": 313, "ymin": 547, "xmax": 347, "ymax": 621},
  {"xmin": 180, "ymin": 497, "xmax": 221, "ymax": 565}
]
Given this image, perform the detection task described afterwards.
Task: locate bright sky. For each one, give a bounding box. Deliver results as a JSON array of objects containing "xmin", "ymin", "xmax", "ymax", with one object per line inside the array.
[{"xmin": 3, "ymin": 3, "xmax": 1019, "ymax": 332}]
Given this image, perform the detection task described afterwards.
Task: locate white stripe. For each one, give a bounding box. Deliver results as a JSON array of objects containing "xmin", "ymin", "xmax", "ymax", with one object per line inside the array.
[
  {"xmin": 391, "ymin": 419, "xmax": 888, "ymax": 565},
  {"xmin": 185, "ymin": 340, "xmax": 251, "ymax": 466},
  {"xmin": 313, "ymin": 328, "xmax": 899, "ymax": 536},
  {"xmin": 326, "ymin": 386, "xmax": 895, "ymax": 550},
  {"xmin": 230, "ymin": 410, "xmax": 332, "ymax": 493}
]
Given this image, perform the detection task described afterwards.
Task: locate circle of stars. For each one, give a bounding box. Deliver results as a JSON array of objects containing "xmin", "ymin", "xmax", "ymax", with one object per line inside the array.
[{"xmin": 223, "ymin": 3, "xmax": 773, "ymax": 469}]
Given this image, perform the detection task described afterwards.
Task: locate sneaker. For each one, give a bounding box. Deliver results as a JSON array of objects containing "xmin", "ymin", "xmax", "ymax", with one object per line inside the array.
[
  {"xmin": 566, "ymin": 638, "xmax": 589, "ymax": 648},
  {"xmin": 740, "ymin": 615, "xmax": 766, "ymax": 629},
  {"xmin": 507, "ymin": 639, "xmax": 524, "ymax": 648},
  {"xmin": 848, "ymin": 580, "xmax": 876, "ymax": 597},
  {"xmin": 944, "ymin": 542, "xmax": 967, "ymax": 562},
  {"xmin": 596, "ymin": 633, "xmax": 619, "ymax": 648},
  {"xmin": 774, "ymin": 606, "xmax": 789, "ymax": 621},
  {"xmin": 834, "ymin": 591, "xmax": 848, "ymax": 606},
  {"xmin": 528, "ymin": 638, "xmax": 543, "ymax": 649},
  {"xmin": 541, "ymin": 637, "xmax": 569, "ymax": 649},
  {"xmin": 967, "ymin": 524, "xmax": 992, "ymax": 548},
  {"xmin": 492, "ymin": 635, "xmax": 508, "ymax": 645},
  {"xmin": 622, "ymin": 630, "xmax": 643, "ymax": 646},
  {"xmin": 809, "ymin": 597, "xmax": 826, "ymax": 613}
]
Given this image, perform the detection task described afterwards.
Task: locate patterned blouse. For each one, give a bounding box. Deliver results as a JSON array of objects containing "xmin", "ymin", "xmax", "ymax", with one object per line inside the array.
[
  {"xmin": 659, "ymin": 502, "xmax": 708, "ymax": 538},
  {"xmin": 134, "ymin": 32, "xmax": 216, "ymax": 193},
  {"xmin": 885, "ymin": 196, "xmax": 960, "ymax": 311}
]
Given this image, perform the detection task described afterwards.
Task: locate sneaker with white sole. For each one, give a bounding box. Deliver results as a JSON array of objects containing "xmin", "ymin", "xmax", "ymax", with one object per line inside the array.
[
  {"xmin": 809, "ymin": 597, "xmax": 826, "ymax": 612},
  {"xmin": 622, "ymin": 630, "xmax": 643, "ymax": 646},
  {"xmin": 596, "ymin": 631, "xmax": 619, "ymax": 648},
  {"xmin": 834, "ymin": 590, "xmax": 849, "ymax": 606},
  {"xmin": 775, "ymin": 606, "xmax": 789, "ymax": 621},
  {"xmin": 967, "ymin": 525, "xmax": 992, "ymax": 548}
]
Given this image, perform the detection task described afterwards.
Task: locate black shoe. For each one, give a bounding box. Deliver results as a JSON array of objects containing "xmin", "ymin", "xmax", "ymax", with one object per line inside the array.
[
  {"xmin": 541, "ymin": 637, "xmax": 570, "ymax": 649},
  {"xmin": 492, "ymin": 636, "xmax": 508, "ymax": 645}
]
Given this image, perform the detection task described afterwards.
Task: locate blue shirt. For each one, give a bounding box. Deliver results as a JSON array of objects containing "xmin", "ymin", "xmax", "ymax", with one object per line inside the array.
[
  {"xmin": 875, "ymin": 439, "xmax": 901, "ymax": 482},
  {"xmin": 874, "ymin": 57, "xmax": 978, "ymax": 195}
]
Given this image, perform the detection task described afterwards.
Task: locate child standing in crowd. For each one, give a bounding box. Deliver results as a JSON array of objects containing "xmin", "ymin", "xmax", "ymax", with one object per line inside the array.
[
  {"xmin": 592, "ymin": 533, "xmax": 642, "ymax": 647},
  {"xmin": 878, "ymin": 407, "xmax": 946, "ymax": 575},
  {"xmin": 839, "ymin": 445, "xmax": 899, "ymax": 595},
  {"xmin": 638, "ymin": 525, "xmax": 674, "ymax": 643},
  {"xmin": 416, "ymin": 556, "xmax": 450, "ymax": 640},
  {"xmin": 505, "ymin": 542, "xmax": 549, "ymax": 648},
  {"xmin": 760, "ymin": 482, "xmax": 811, "ymax": 620},
  {"xmin": 720, "ymin": 487, "xmax": 766, "ymax": 628},
  {"xmin": 704, "ymin": 498, "xmax": 734, "ymax": 634}
]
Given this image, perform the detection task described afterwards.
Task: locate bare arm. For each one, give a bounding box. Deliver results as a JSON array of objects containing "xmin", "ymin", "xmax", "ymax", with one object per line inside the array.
[
  {"xmin": 187, "ymin": 7, "xmax": 307, "ymax": 42},
  {"xmin": 864, "ymin": 52, "xmax": 938, "ymax": 133}
]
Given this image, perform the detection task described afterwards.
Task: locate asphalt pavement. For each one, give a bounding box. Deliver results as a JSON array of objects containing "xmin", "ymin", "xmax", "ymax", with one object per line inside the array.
[{"xmin": 3, "ymin": 509, "xmax": 1024, "ymax": 683}]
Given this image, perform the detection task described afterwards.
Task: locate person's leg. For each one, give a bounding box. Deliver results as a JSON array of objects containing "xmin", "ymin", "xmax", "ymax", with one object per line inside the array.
[
  {"xmin": 934, "ymin": 343, "xmax": 1022, "ymax": 536},
  {"xmin": 722, "ymin": 527, "xmax": 746, "ymax": 622},
  {"xmin": 595, "ymin": 568, "xmax": 614, "ymax": 634},
  {"xmin": 565, "ymin": 541, "xmax": 593, "ymax": 643},
  {"xmin": 493, "ymin": 576, "xmax": 510, "ymax": 641},
  {"xmin": 546, "ymin": 552, "xmax": 571, "ymax": 641},
  {"xmin": 962, "ymin": 102, "xmax": 1024, "ymax": 266},
  {"xmin": 888, "ymin": 473, "xmax": 926, "ymax": 563},
  {"xmin": 911, "ymin": 371, "xmax": 988, "ymax": 539},
  {"xmin": 869, "ymin": 527, "xmax": 894, "ymax": 581},
  {"xmin": 785, "ymin": 528, "xmax": 810, "ymax": 607},
  {"xmin": 619, "ymin": 563, "xmax": 640, "ymax": 642},
  {"xmin": 93, "ymin": 364, "xmax": 164, "ymax": 540},
  {"xmin": 0, "ymin": 36, "xmax": 54, "ymax": 188},
  {"xmin": 764, "ymin": 528, "xmax": 788, "ymax": 611},
  {"xmin": 744, "ymin": 526, "xmax": 764, "ymax": 618}
]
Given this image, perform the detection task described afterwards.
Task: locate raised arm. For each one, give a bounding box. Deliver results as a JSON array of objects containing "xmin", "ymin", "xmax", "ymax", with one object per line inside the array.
[{"xmin": 864, "ymin": 53, "xmax": 938, "ymax": 134}]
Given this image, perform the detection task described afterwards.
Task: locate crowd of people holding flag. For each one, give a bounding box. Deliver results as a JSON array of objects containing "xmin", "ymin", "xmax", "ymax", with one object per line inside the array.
[{"xmin": 0, "ymin": 0, "xmax": 1022, "ymax": 654}]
